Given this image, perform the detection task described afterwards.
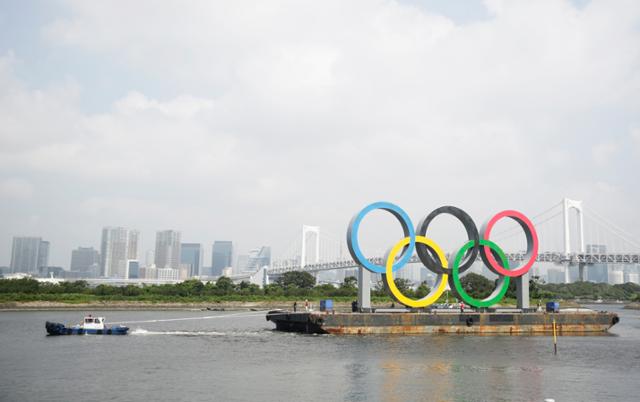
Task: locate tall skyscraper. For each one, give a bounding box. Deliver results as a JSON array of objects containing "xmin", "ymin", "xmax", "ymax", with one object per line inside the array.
[
  {"xmin": 128, "ymin": 231, "xmax": 140, "ymax": 263},
  {"xmin": 180, "ymin": 243, "xmax": 202, "ymax": 277},
  {"xmin": 37, "ymin": 241, "xmax": 50, "ymax": 271},
  {"xmin": 100, "ymin": 227, "xmax": 139, "ymax": 278},
  {"xmin": 212, "ymin": 241, "xmax": 233, "ymax": 276},
  {"xmin": 70, "ymin": 247, "xmax": 100, "ymax": 271},
  {"xmin": 10, "ymin": 237, "xmax": 49, "ymax": 274},
  {"xmin": 155, "ymin": 230, "xmax": 181, "ymax": 269}
]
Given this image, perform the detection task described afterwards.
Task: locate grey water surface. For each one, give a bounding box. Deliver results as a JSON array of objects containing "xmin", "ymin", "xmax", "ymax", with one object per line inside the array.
[{"xmin": 1, "ymin": 304, "xmax": 638, "ymax": 402}]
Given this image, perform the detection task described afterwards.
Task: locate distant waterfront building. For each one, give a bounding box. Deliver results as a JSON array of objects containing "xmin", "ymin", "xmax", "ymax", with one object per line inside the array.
[
  {"xmin": 608, "ymin": 269, "xmax": 624, "ymax": 285},
  {"xmin": 38, "ymin": 266, "xmax": 65, "ymax": 278},
  {"xmin": 180, "ymin": 243, "xmax": 202, "ymax": 277},
  {"xmin": 235, "ymin": 246, "xmax": 272, "ymax": 274},
  {"xmin": 100, "ymin": 227, "xmax": 140, "ymax": 278},
  {"xmin": 126, "ymin": 260, "xmax": 140, "ymax": 279},
  {"xmin": 586, "ymin": 244, "xmax": 608, "ymax": 283},
  {"xmin": 157, "ymin": 267, "xmax": 179, "ymax": 281},
  {"xmin": 145, "ymin": 249, "xmax": 155, "ymax": 267},
  {"xmin": 10, "ymin": 237, "xmax": 49, "ymax": 274},
  {"xmin": 344, "ymin": 268, "xmax": 358, "ymax": 282},
  {"xmin": 547, "ymin": 268, "xmax": 565, "ymax": 284},
  {"xmin": 397, "ymin": 263, "xmax": 420, "ymax": 285},
  {"xmin": 70, "ymin": 247, "xmax": 100, "ymax": 272},
  {"xmin": 179, "ymin": 264, "xmax": 191, "ymax": 280},
  {"xmin": 624, "ymin": 271, "xmax": 639, "ymax": 284},
  {"xmin": 243, "ymin": 246, "xmax": 271, "ymax": 273},
  {"xmin": 155, "ymin": 230, "xmax": 181, "ymax": 270},
  {"xmin": 235, "ymin": 254, "xmax": 249, "ymax": 274},
  {"xmin": 37, "ymin": 241, "xmax": 50, "ymax": 271},
  {"xmin": 128, "ymin": 231, "xmax": 140, "ymax": 260},
  {"xmin": 140, "ymin": 266, "xmax": 158, "ymax": 280},
  {"xmin": 212, "ymin": 241, "xmax": 233, "ymax": 276}
]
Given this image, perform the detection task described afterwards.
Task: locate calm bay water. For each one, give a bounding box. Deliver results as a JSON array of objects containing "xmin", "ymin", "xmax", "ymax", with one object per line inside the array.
[{"xmin": 1, "ymin": 304, "xmax": 639, "ymax": 402}]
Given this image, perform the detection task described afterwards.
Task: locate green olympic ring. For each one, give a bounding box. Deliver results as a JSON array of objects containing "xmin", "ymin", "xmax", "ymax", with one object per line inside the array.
[{"xmin": 449, "ymin": 239, "xmax": 511, "ymax": 308}]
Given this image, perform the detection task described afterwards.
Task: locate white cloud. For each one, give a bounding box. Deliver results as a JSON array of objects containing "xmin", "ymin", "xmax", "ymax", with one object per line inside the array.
[
  {"xmin": 1, "ymin": 0, "xmax": 640, "ymax": 265},
  {"xmin": 632, "ymin": 127, "xmax": 640, "ymax": 151},
  {"xmin": 0, "ymin": 178, "xmax": 34, "ymax": 200},
  {"xmin": 114, "ymin": 91, "xmax": 214, "ymax": 118},
  {"xmin": 591, "ymin": 142, "xmax": 618, "ymax": 166}
]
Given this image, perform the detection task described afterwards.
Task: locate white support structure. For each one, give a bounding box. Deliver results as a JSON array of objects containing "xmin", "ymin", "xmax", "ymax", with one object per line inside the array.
[
  {"xmin": 563, "ymin": 198, "xmax": 585, "ymax": 255},
  {"xmin": 563, "ymin": 198, "xmax": 585, "ymax": 283},
  {"xmin": 300, "ymin": 225, "xmax": 320, "ymax": 268},
  {"xmin": 357, "ymin": 266, "xmax": 371, "ymax": 311}
]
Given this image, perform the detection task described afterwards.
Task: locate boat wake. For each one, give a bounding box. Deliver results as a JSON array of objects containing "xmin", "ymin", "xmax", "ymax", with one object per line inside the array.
[{"xmin": 129, "ymin": 328, "xmax": 267, "ymax": 337}]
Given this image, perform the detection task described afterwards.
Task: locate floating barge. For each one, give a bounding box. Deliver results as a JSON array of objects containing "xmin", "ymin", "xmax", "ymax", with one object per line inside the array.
[{"xmin": 266, "ymin": 310, "xmax": 619, "ymax": 335}]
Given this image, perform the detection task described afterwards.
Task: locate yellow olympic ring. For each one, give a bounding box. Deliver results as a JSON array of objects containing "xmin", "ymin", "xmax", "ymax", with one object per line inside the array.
[{"xmin": 383, "ymin": 235, "xmax": 448, "ymax": 308}]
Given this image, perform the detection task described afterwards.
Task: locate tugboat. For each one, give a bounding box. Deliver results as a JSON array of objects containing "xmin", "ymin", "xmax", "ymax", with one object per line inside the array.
[{"xmin": 45, "ymin": 315, "xmax": 129, "ymax": 335}]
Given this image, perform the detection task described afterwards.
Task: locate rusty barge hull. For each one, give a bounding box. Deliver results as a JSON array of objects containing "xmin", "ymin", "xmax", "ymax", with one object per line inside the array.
[{"xmin": 266, "ymin": 311, "xmax": 619, "ymax": 335}]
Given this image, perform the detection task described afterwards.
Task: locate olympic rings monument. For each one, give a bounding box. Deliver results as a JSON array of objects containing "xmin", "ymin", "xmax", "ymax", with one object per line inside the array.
[
  {"xmin": 266, "ymin": 202, "xmax": 619, "ymax": 335},
  {"xmin": 347, "ymin": 202, "xmax": 538, "ymax": 311}
]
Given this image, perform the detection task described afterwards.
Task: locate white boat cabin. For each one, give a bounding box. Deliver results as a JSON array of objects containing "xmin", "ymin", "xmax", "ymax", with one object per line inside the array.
[{"xmin": 81, "ymin": 316, "xmax": 105, "ymax": 330}]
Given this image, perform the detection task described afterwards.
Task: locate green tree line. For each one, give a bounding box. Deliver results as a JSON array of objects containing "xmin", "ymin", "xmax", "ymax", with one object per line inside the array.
[{"xmin": 1, "ymin": 271, "xmax": 638, "ymax": 303}]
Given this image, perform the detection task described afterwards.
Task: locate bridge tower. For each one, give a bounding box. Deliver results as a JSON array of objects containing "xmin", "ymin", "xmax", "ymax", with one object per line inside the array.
[
  {"xmin": 563, "ymin": 198, "xmax": 586, "ymax": 282},
  {"xmin": 300, "ymin": 225, "xmax": 320, "ymax": 268}
]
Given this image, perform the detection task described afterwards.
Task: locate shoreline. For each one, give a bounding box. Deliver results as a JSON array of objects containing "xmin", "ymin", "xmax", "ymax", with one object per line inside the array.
[
  {"xmin": 0, "ymin": 299, "xmax": 591, "ymax": 311},
  {"xmin": 0, "ymin": 300, "xmax": 300, "ymax": 311}
]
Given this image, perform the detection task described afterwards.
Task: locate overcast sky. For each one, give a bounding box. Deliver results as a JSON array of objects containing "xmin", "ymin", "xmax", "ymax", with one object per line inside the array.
[{"xmin": 1, "ymin": 0, "xmax": 639, "ymax": 268}]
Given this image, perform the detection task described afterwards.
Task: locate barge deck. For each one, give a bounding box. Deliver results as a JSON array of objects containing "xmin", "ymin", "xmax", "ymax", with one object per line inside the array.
[{"xmin": 266, "ymin": 310, "xmax": 619, "ymax": 335}]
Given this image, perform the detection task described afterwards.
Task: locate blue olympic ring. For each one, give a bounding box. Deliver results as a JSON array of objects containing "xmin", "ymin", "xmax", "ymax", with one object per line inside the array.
[{"xmin": 346, "ymin": 201, "xmax": 415, "ymax": 274}]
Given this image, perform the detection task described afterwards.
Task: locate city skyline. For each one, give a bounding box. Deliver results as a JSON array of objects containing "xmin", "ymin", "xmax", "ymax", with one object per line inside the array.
[
  {"xmin": 4, "ymin": 226, "xmax": 639, "ymax": 286},
  {"xmin": 4, "ymin": 228, "xmax": 278, "ymax": 279}
]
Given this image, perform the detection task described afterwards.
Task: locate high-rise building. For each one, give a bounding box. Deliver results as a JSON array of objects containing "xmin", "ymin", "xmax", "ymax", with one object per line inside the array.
[
  {"xmin": 10, "ymin": 237, "xmax": 49, "ymax": 274},
  {"xmin": 100, "ymin": 227, "xmax": 139, "ymax": 278},
  {"xmin": 128, "ymin": 231, "xmax": 140, "ymax": 263},
  {"xmin": 180, "ymin": 243, "xmax": 202, "ymax": 277},
  {"xmin": 37, "ymin": 241, "xmax": 50, "ymax": 271},
  {"xmin": 70, "ymin": 247, "xmax": 100, "ymax": 272},
  {"xmin": 155, "ymin": 230, "xmax": 181, "ymax": 270},
  {"xmin": 212, "ymin": 241, "xmax": 233, "ymax": 276}
]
